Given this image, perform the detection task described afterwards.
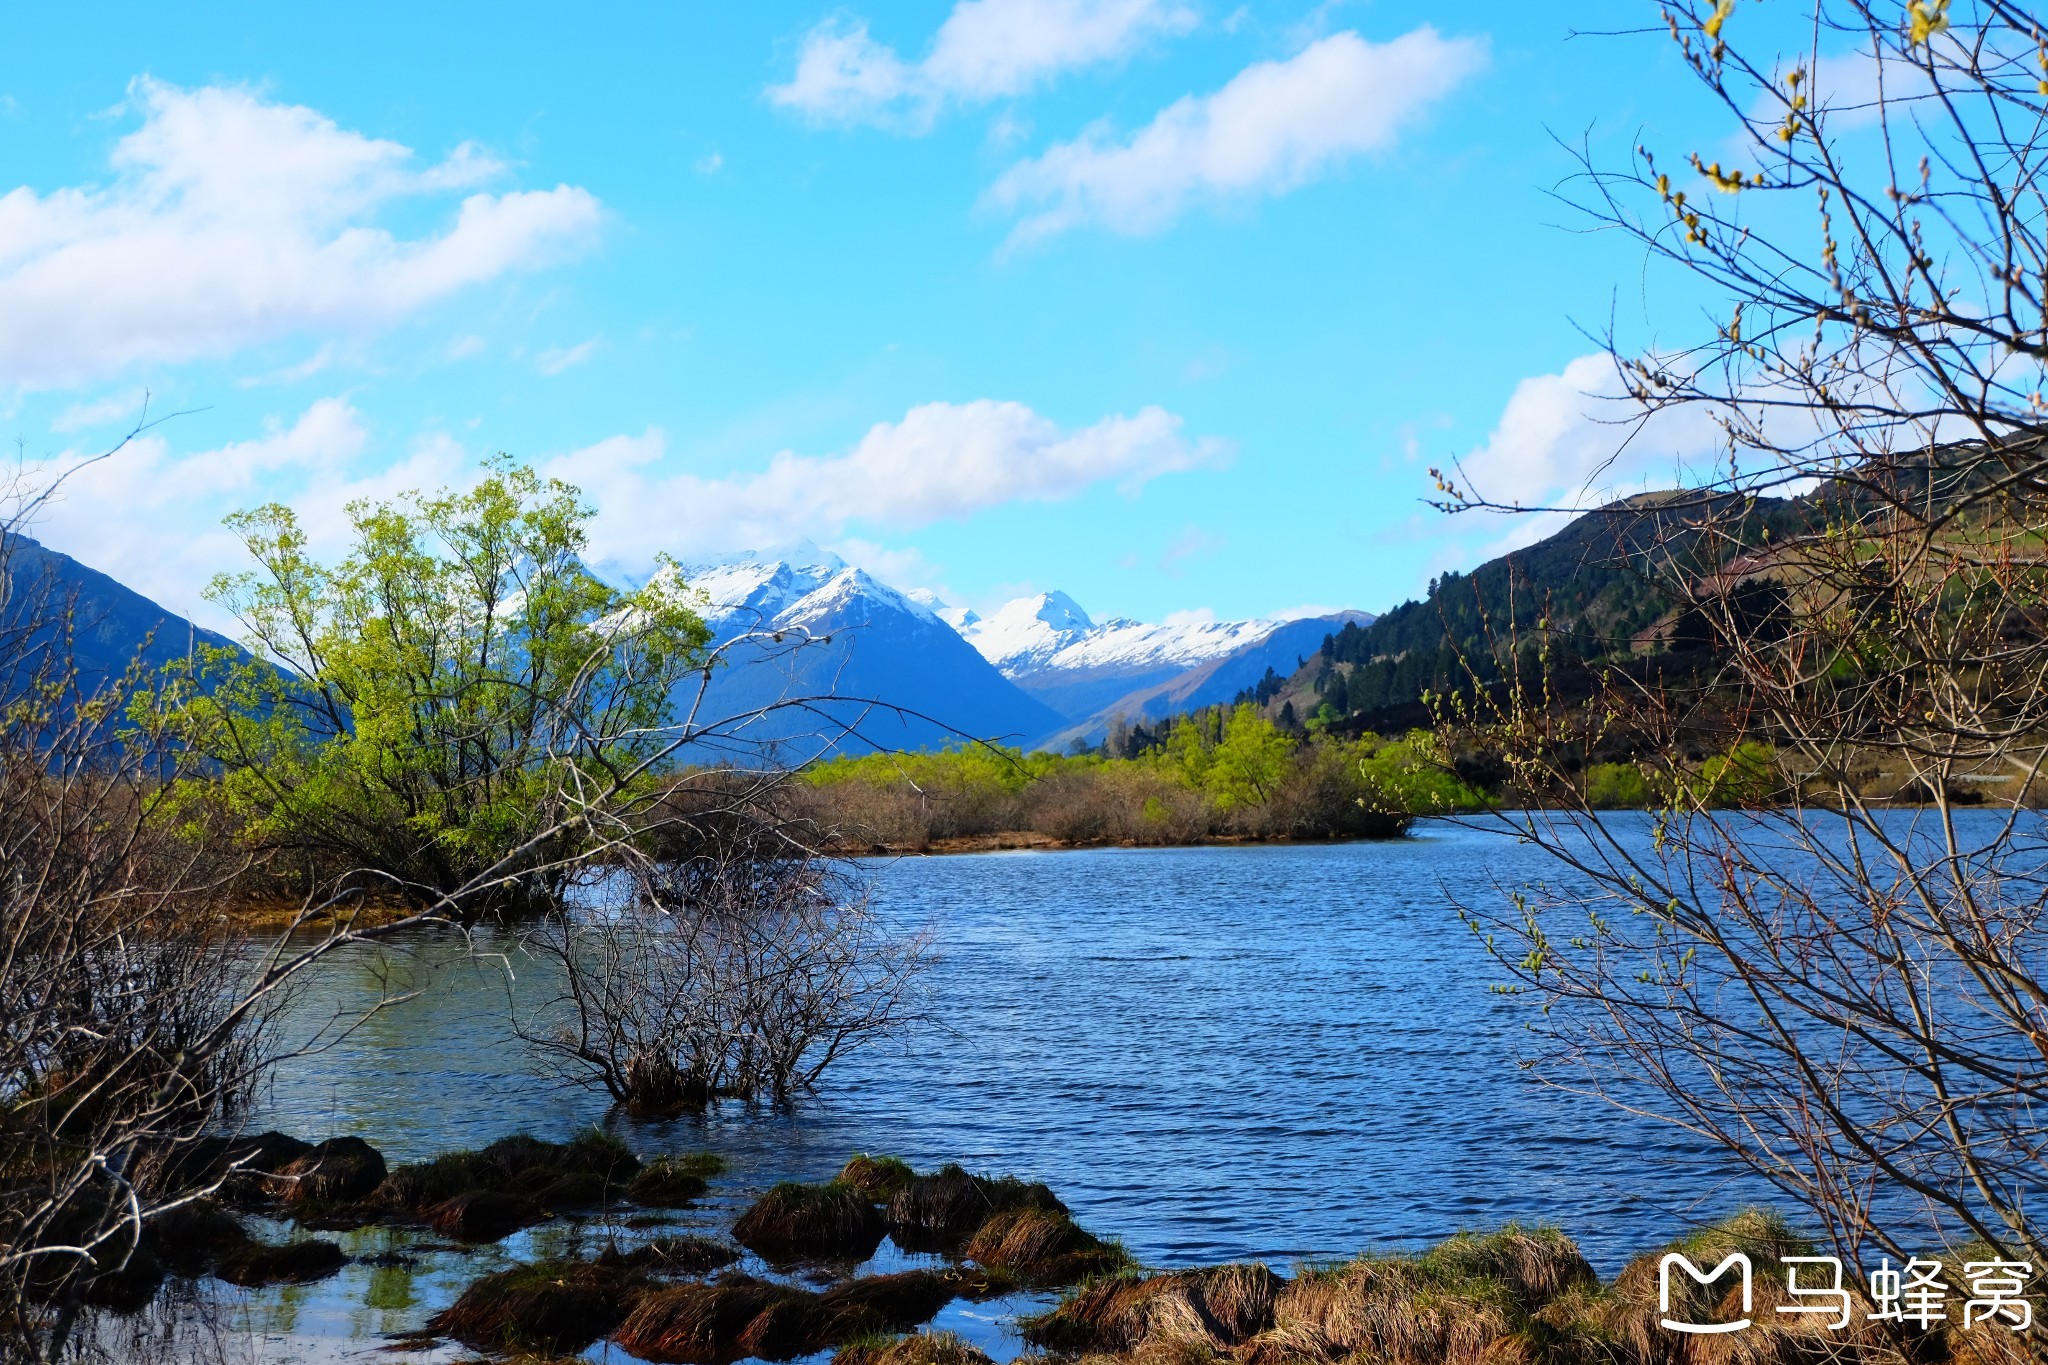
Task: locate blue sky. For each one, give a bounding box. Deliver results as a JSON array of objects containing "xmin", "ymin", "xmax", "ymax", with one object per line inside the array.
[{"xmin": 0, "ymin": 1, "xmax": 1749, "ymax": 630}]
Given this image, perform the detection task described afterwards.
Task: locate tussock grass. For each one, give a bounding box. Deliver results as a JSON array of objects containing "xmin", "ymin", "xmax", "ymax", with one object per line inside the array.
[
  {"xmin": 733, "ymin": 1180, "xmax": 887, "ymax": 1261},
  {"xmin": 630, "ymin": 1153, "xmax": 724, "ymax": 1206},
  {"xmin": 427, "ymin": 1257, "xmax": 647, "ymax": 1355},
  {"xmin": 841, "ymin": 1154, "xmax": 917, "ymax": 1202},
  {"xmin": 142, "ymin": 1198, "xmax": 250, "ymax": 1274},
  {"xmin": 1031, "ymin": 1228, "xmax": 1594, "ymax": 1365},
  {"xmin": 427, "ymin": 1189, "xmax": 546, "ymax": 1242},
  {"xmin": 962, "ymin": 1206, "xmax": 1133, "ymax": 1286},
  {"xmin": 1023, "ymin": 1265, "xmax": 1279, "ymax": 1355},
  {"xmin": 532, "ymin": 1170, "xmax": 608, "ymax": 1210},
  {"xmin": 372, "ymin": 1128, "xmax": 645, "ymax": 1218},
  {"xmin": 215, "ymin": 1238, "xmax": 347, "ymax": 1286},
  {"xmin": 1022, "ymin": 1272, "xmax": 1170, "ymax": 1354},
  {"xmin": 817, "ymin": 1270, "xmax": 960, "ymax": 1335},
  {"xmin": 611, "ymin": 1235, "xmax": 743, "ymax": 1276},
  {"xmin": 888, "ymin": 1164, "xmax": 1066, "ymax": 1253},
  {"xmin": 609, "ymin": 1269, "xmax": 962, "ymax": 1364},
  {"xmin": 1592, "ymin": 1210, "xmax": 1905, "ymax": 1365},
  {"xmin": 833, "ymin": 1330, "xmax": 997, "ymax": 1365},
  {"xmin": 612, "ymin": 1274, "xmax": 818, "ymax": 1364},
  {"xmin": 264, "ymin": 1136, "xmax": 386, "ymax": 1204},
  {"xmin": 1264, "ymin": 1255, "xmax": 1518, "ymax": 1365}
]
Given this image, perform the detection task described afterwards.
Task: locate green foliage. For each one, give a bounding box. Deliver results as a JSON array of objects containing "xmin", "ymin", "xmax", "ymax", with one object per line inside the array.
[
  {"xmin": 808, "ymin": 709, "xmax": 1486, "ymax": 830},
  {"xmin": 1698, "ymin": 740, "xmax": 1780, "ymax": 807},
  {"xmin": 1355, "ymin": 732, "xmax": 1491, "ymax": 815},
  {"xmin": 151, "ymin": 458, "xmax": 712, "ymax": 910},
  {"xmin": 1584, "ymin": 761, "xmax": 1651, "ymax": 809}
]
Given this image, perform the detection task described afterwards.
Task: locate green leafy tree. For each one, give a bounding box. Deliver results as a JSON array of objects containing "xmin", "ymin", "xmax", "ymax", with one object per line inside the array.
[
  {"xmin": 158, "ymin": 459, "xmax": 712, "ymax": 912},
  {"xmin": 1202, "ymin": 704, "xmax": 1296, "ymax": 809}
]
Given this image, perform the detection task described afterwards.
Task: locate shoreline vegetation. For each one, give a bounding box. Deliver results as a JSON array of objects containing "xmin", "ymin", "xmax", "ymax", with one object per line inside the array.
[
  {"xmin": 138, "ymin": 1125, "xmax": 2034, "ymax": 1365},
  {"xmin": 792, "ymin": 707, "xmax": 1485, "ymax": 856}
]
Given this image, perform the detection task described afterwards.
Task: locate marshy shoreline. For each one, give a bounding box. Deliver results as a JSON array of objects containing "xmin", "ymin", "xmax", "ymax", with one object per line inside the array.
[{"xmin": 126, "ymin": 1123, "xmax": 2023, "ymax": 1365}]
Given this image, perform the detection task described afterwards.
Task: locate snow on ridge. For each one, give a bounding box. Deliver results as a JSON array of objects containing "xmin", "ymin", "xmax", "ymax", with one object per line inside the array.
[
  {"xmin": 675, "ymin": 550, "xmax": 937, "ymax": 634},
  {"xmin": 959, "ymin": 589, "xmax": 1282, "ymax": 678}
]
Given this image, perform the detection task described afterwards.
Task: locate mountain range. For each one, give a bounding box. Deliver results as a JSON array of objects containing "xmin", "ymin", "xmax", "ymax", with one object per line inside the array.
[
  {"xmin": 0, "ymin": 533, "xmax": 1373, "ymax": 755},
  {"xmin": 673, "ymin": 545, "xmax": 1371, "ymax": 753}
]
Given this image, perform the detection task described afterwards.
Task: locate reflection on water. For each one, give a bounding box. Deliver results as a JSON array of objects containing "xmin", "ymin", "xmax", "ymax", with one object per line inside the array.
[{"xmin": 171, "ymin": 820, "xmax": 1773, "ymax": 1360}]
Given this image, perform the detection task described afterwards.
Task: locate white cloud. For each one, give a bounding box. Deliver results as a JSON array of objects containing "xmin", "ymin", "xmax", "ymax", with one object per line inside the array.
[
  {"xmin": 1270, "ymin": 601, "xmax": 1348, "ymax": 620},
  {"xmin": 830, "ymin": 537, "xmax": 958, "ymax": 601},
  {"xmin": 694, "ymin": 151, "xmax": 725, "ymax": 174},
  {"xmin": 1159, "ymin": 523, "xmax": 1224, "ymax": 574},
  {"xmin": 768, "ymin": 0, "xmax": 1197, "ymax": 129},
  {"xmin": 51, "ymin": 387, "xmax": 151, "ymax": 432},
  {"xmin": 445, "ymin": 334, "xmax": 487, "ymax": 361},
  {"xmin": 550, "ymin": 399, "xmax": 1228, "ymax": 568},
  {"xmin": 536, "ymin": 337, "xmax": 601, "ymax": 375},
  {"xmin": 20, "ymin": 397, "xmax": 387, "ymax": 622},
  {"xmin": 1441, "ymin": 353, "xmax": 1734, "ymax": 562},
  {"xmin": 0, "ymin": 78, "xmax": 603, "ymax": 389},
  {"xmin": 987, "ymin": 27, "xmax": 1484, "ymax": 242}
]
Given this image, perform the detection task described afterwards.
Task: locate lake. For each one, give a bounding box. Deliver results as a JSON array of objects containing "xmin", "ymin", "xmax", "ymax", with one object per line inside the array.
[{"xmin": 145, "ymin": 818, "xmax": 1763, "ymax": 1362}]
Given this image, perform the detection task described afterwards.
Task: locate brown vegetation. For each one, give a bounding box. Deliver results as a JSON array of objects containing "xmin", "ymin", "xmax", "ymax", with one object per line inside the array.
[
  {"xmin": 214, "ymin": 1238, "xmax": 347, "ymax": 1287},
  {"xmin": 609, "ymin": 1268, "xmax": 964, "ymax": 1365},
  {"xmin": 428, "ymin": 1255, "xmax": 653, "ymax": 1355},
  {"xmin": 961, "ymin": 1205, "xmax": 1132, "ymax": 1286},
  {"xmin": 833, "ymin": 1330, "xmax": 997, "ymax": 1365},
  {"xmin": 628, "ymin": 1152, "xmax": 728, "ymax": 1207},
  {"xmin": 887, "ymin": 1164, "xmax": 1067, "ymax": 1254},
  {"xmin": 733, "ymin": 1181, "xmax": 888, "ymax": 1262},
  {"xmin": 839, "ymin": 1154, "xmax": 917, "ymax": 1201},
  {"xmin": 793, "ymin": 728, "xmax": 1424, "ymax": 856},
  {"xmin": 519, "ymin": 817, "xmax": 931, "ymax": 1115},
  {"xmin": 428, "ymin": 1190, "xmax": 546, "ymax": 1242},
  {"xmin": 263, "ymin": 1135, "xmax": 387, "ymax": 1204}
]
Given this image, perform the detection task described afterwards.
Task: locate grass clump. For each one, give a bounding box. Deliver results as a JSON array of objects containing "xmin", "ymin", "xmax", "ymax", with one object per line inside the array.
[
  {"xmin": 427, "ymin": 1257, "xmax": 649, "ymax": 1355},
  {"xmin": 264, "ymin": 1136, "xmax": 387, "ymax": 1204},
  {"xmin": 612, "ymin": 1274, "xmax": 819, "ymax": 1364},
  {"xmin": 733, "ymin": 1180, "xmax": 887, "ymax": 1262},
  {"xmin": 427, "ymin": 1189, "xmax": 547, "ymax": 1242},
  {"xmin": 833, "ymin": 1331, "xmax": 996, "ymax": 1365},
  {"xmin": 840, "ymin": 1154, "xmax": 916, "ymax": 1202},
  {"xmin": 612, "ymin": 1236, "xmax": 743, "ymax": 1276},
  {"xmin": 962, "ymin": 1206, "xmax": 1132, "ymax": 1287},
  {"xmin": 816, "ymin": 1270, "xmax": 959, "ymax": 1336},
  {"xmin": 611, "ymin": 1269, "xmax": 960, "ymax": 1365},
  {"xmin": 1023, "ymin": 1266, "xmax": 1279, "ymax": 1356},
  {"xmin": 216, "ymin": 1237, "xmax": 347, "ymax": 1286},
  {"xmin": 372, "ymin": 1128, "xmax": 645, "ymax": 1220},
  {"xmin": 142, "ymin": 1199, "xmax": 251, "ymax": 1275},
  {"xmin": 1026, "ymin": 1228, "xmax": 1597, "ymax": 1365},
  {"xmin": 887, "ymin": 1164, "xmax": 1066, "ymax": 1253},
  {"xmin": 629, "ymin": 1154, "xmax": 723, "ymax": 1207}
]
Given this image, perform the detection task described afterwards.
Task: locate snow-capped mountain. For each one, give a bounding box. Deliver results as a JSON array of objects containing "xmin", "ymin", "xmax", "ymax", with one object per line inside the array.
[
  {"xmin": 684, "ymin": 544, "xmax": 937, "ymax": 635},
  {"xmin": 962, "ymin": 591, "xmax": 1285, "ymax": 680},
  {"xmin": 931, "ymin": 588, "xmax": 1376, "ymax": 739},
  {"xmin": 671, "ymin": 548, "xmax": 1062, "ymax": 757}
]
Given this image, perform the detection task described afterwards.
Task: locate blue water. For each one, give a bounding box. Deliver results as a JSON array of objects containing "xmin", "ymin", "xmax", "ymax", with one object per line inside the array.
[
  {"xmin": 253, "ymin": 819, "xmax": 1756, "ymax": 1283},
  {"xmin": 114, "ymin": 817, "xmax": 1841, "ymax": 1360}
]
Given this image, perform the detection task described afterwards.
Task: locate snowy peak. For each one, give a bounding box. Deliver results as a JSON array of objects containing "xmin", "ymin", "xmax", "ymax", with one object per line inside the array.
[
  {"xmin": 678, "ymin": 550, "xmax": 935, "ymax": 634},
  {"xmin": 961, "ymin": 591, "xmax": 1103, "ymax": 672},
  {"xmin": 959, "ymin": 590, "xmax": 1281, "ymax": 679}
]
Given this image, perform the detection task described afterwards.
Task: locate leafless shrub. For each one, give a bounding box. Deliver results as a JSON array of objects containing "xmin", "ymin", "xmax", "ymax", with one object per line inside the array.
[{"xmin": 520, "ymin": 786, "xmax": 930, "ymax": 1113}]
